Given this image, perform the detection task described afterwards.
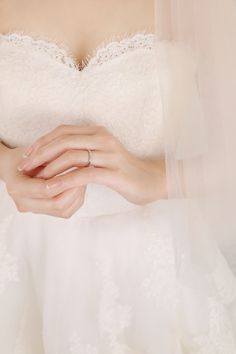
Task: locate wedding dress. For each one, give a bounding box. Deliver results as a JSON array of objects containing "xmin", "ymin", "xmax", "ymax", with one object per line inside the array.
[{"xmin": 0, "ymin": 30, "xmax": 236, "ymax": 354}]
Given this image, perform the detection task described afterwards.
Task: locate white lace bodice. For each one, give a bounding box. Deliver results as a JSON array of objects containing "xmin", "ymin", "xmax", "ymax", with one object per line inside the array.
[
  {"xmin": 1, "ymin": 32, "xmax": 236, "ymax": 354},
  {"xmin": 0, "ymin": 31, "xmax": 164, "ymax": 159}
]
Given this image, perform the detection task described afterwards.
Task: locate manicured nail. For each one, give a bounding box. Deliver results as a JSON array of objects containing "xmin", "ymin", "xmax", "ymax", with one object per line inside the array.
[
  {"xmin": 22, "ymin": 145, "xmax": 34, "ymax": 158},
  {"xmin": 17, "ymin": 158, "xmax": 33, "ymax": 171},
  {"xmin": 46, "ymin": 180, "xmax": 62, "ymax": 190}
]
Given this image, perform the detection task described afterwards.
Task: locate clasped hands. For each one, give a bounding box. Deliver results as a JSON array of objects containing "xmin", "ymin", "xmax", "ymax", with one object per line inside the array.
[{"xmin": 6, "ymin": 124, "xmax": 166, "ymax": 218}]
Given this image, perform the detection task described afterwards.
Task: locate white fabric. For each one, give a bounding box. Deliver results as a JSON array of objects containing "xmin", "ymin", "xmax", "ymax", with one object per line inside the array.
[
  {"xmin": 0, "ymin": 30, "xmax": 236, "ymax": 354},
  {"xmin": 154, "ymin": 0, "xmax": 236, "ymax": 343}
]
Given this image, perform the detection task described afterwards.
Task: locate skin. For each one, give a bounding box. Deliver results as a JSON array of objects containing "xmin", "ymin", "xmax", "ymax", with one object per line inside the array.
[{"xmin": 0, "ymin": 0, "xmax": 167, "ymax": 218}]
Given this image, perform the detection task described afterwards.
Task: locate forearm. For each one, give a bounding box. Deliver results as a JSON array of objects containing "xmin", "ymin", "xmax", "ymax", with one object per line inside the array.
[
  {"xmin": 0, "ymin": 142, "xmax": 11, "ymax": 181},
  {"xmin": 146, "ymin": 157, "xmax": 168, "ymax": 201}
]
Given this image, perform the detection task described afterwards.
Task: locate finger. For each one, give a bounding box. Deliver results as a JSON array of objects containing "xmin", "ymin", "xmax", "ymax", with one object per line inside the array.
[
  {"xmin": 18, "ymin": 134, "xmax": 111, "ymax": 171},
  {"xmin": 14, "ymin": 168, "xmax": 88, "ymax": 200},
  {"xmin": 8, "ymin": 174, "xmax": 52, "ymax": 199},
  {"xmin": 45, "ymin": 186, "xmax": 86, "ymax": 218},
  {"xmin": 59, "ymin": 187, "xmax": 87, "ymax": 218},
  {"xmin": 22, "ymin": 165, "xmax": 47, "ymax": 178},
  {"xmin": 45, "ymin": 166, "xmax": 120, "ymax": 196},
  {"xmin": 16, "ymin": 186, "xmax": 85, "ymax": 217},
  {"xmin": 36, "ymin": 150, "xmax": 117, "ymax": 179},
  {"xmin": 23, "ymin": 124, "xmax": 102, "ymax": 157}
]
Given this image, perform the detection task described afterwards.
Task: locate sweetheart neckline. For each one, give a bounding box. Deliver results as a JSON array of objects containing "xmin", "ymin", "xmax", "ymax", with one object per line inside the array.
[{"xmin": 0, "ymin": 29, "xmax": 155, "ymax": 73}]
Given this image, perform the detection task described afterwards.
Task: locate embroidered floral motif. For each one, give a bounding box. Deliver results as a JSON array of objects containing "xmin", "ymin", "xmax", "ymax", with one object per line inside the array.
[
  {"xmin": 0, "ymin": 215, "xmax": 19, "ymax": 295},
  {"xmin": 141, "ymin": 231, "xmax": 236, "ymax": 354},
  {"xmin": 68, "ymin": 252, "xmax": 133, "ymax": 354},
  {"xmin": 211, "ymin": 256, "xmax": 236, "ymax": 304},
  {"xmin": 98, "ymin": 253, "xmax": 133, "ymax": 354},
  {"xmin": 192, "ymin": 298, "xmax": 236, "ymax": 354},
  {"xmin": 69, "ymin": 332, "xmax": 98, "ymax": 354},
  {"xmin": 141, "ymin": 231, "xmax": 178, "ymax": 311}
]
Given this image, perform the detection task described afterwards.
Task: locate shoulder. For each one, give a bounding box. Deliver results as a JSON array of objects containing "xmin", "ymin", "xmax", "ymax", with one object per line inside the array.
[
  {"xmin": 0, "ymin": 1, "xmax": 26, "ymax": 35},
  {"xmin": 0, "ymin": 1, "xmax": 12, "ymax": 34}
]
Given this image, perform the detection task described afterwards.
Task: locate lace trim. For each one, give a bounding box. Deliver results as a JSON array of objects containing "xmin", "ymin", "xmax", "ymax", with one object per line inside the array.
[
  {"xmin": 0, "ymin": 215, "xmax": 19, "ymax": 295},
  {"xmin": 0, "ymin": 30, "xmax": 154, "ymax": 71},
  {"xmin": 82, "ymin": 32, "xmax": 154, "ymax": 69},
  {"xmin": 0, "ymin": 31, "xmax": 76, "ymax": 69}
]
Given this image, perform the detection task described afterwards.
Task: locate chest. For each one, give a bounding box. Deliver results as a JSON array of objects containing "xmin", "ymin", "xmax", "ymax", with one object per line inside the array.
[
  {"xmin": 0, "ymin": 0, "xmax": 154, "ymax": 68},
  {"xmin": 0, "ymin": 32, "xmax": 164, "ymax": 158}
]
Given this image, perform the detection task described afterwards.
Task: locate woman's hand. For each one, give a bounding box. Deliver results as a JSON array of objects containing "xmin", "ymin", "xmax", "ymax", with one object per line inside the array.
[
  {"xmin": 1, "ymin": 146, "xmax": 86, "ymax": 218},
  {"xmin": 18, "ymin": 124, "xmax": 167, "ymax": 205}
]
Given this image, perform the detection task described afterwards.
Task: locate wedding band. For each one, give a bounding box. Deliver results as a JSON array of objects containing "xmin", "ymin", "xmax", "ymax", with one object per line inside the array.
[{"xmin": 84, "ymin": 149, "xmax": 92, "ymax": 167}]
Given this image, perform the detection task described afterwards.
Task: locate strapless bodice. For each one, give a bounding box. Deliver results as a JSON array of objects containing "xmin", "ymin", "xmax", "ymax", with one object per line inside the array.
[{"xmin": 0, "ymin": 31, "xmax": 164, "ymax": 159}]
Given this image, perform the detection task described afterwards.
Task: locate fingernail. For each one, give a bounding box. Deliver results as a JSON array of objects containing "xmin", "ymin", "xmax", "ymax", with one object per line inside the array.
[
  {"xmin": 46, "ymin": 180, "xmax": 62, "ymax": 190},
  {"xmin": 17, "ymin": 158, "xmax": 33, "ymax": 171},
  {"xmin": 22, "ymin": 145, "xmax": 34, "ymax": 158}
]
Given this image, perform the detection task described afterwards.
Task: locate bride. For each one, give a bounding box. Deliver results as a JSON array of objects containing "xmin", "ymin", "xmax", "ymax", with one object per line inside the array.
[{"xmin": 0, "ymin": 0, "xmax": 236, "ymax": 353}]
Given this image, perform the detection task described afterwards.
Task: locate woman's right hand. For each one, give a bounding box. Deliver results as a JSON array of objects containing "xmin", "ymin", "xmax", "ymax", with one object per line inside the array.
[{"xmin": 0, "ymin": 145, "xmax": 86, "ymax": 218}]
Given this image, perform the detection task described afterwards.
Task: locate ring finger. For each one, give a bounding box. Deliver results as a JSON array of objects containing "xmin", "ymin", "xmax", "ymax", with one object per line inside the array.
[{"xmin": 35, "ymin": 150, "xmax": 117, "ymax": 179}]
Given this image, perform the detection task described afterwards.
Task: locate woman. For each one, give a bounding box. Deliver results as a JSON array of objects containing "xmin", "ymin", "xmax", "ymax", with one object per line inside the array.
[{"xmin": 0, "ymin": 0, "xmax": 236, "ymax": 353}]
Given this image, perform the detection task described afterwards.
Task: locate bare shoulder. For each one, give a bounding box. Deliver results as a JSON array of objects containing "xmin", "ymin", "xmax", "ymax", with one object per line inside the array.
[
  {"xmin": 0, "ymin": 0, "xmax": 8, "ymax": 33},
  {"xmin": 0, "ymin": 0, "xmax": 20, "ymax": 34}
]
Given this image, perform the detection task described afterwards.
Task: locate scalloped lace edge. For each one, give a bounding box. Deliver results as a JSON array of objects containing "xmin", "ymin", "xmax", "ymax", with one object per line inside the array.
[{"xmin": 0, "ymin": 30, "xmax": 155, "ymax": 72}]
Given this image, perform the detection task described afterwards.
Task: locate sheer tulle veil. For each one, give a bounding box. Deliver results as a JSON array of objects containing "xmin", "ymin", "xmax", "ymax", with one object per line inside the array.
[{"xmin": 153, "ymin": 0, "xmax": 236, "ymax": 336}]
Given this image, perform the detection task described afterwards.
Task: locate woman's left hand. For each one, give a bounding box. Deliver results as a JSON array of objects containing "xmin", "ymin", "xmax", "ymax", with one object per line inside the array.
[{"xmin": 17, "ymin": 124, "xmax": 167, "ymax": 205}]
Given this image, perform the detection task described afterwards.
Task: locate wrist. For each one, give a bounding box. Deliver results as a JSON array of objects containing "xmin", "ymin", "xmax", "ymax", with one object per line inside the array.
[
  {"xmin": 147, "ymin": 158, "xmax": 168, "ymax": 202},
  {"xmin": 0, "ymin": 143, "xmax": 13, "ymax": 182}
]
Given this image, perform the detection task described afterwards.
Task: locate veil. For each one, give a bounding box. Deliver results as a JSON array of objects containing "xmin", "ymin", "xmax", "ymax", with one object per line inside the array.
[{"xmin": 154, "ymin": 0, "xmax": 236, "ymax": 338}]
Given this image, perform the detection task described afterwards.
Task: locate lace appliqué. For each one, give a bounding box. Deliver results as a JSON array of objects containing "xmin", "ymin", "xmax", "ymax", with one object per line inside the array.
[
  {"xmin": 211, "ymin": 255, "xmax": 236, "ymax": 304},
  {"xmin": 68, "ymin": 253, "xmax": 133, "ymax": 354},
  {"xmin": 69, "ymin": 332, "xmax": 98, "ymax": 354},
  {"xmin": 189, "ymin": 251, "xmax": 236, "ymax": 353},
  {"xmin": 0, "ymin": 215, "xmax": 19, "ymax": 294},
  {"xmin": 141, "ymin": 231, "xmax": 178, "ymax": 311},
  {"xmin": 85, "ymin": 32, "xmax": 154, "ymax": 69},
  {"xmin": 0, "ymin": 31, "xmax": 154, "ymax": 72},
  {"xmin": 192, "ymin": 298, "xmax": 236, "ymax": 354},
  {"xmin": 0, "ymin": 31, "xmax": 76, "ymax": 69},
  {"xmin": 98, "ymin": 254, "xmax": 132, "ymax": 354}
]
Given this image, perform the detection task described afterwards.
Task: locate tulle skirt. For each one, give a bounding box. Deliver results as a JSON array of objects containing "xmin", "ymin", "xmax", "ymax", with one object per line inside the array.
[{"xmin": 0, "ymin": 180, "xmax": 236, "ymax": 354}]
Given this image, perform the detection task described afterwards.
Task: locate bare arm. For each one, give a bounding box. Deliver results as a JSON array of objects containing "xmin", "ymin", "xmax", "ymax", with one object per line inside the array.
[{"xmin": 0, "ymin": 141, "xmax": 11, "ymax": 181}]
